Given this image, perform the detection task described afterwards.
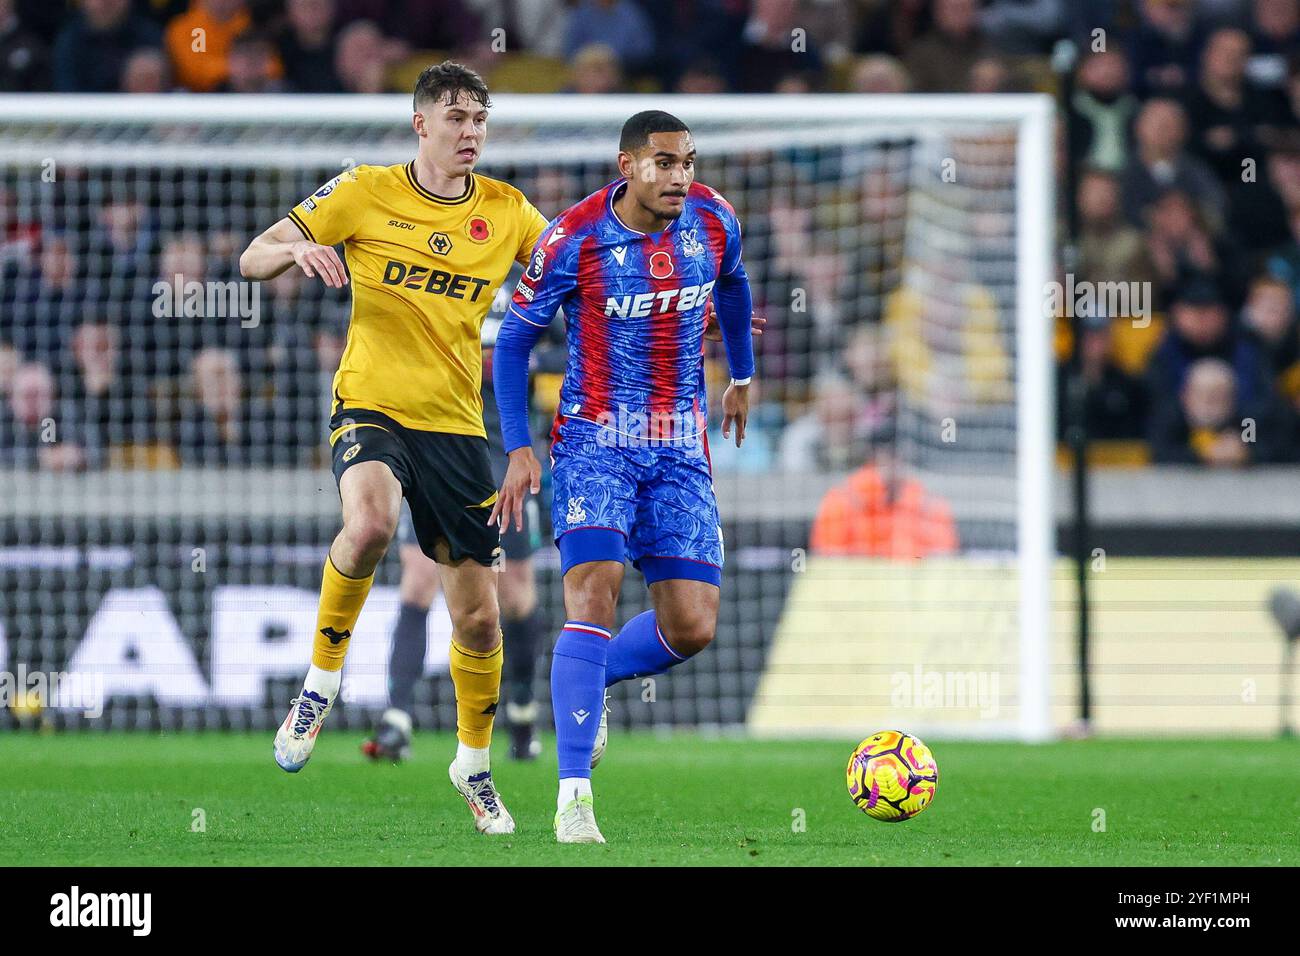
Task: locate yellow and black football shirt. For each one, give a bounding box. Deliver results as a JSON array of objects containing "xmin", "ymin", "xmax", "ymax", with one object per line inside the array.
[{"xmin": 287, "ymin": 163, "xmax": 548, "ymax": 437}]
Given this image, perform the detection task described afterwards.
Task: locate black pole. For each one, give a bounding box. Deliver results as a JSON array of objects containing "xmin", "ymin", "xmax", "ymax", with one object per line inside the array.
[
  {"xmin": 1282, "ymin": 640, "xmax": 1294, "ymax": 738},
  {"xmin": 1052, "ymin": 39, "xmax": 1093, "ymax": 729}
]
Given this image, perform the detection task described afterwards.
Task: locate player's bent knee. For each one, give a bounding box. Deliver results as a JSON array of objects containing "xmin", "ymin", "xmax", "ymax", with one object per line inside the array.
[
  {"xmin": 344, "ymin": 508, "xmax": 397, "ymax": 559},
  {"xmin": 452, "ymin": 601, "xmax": 500, "ymax": 649},
  {"xmin": 663, "ymin": 617, "xmax": 716, "ymax": 657}
]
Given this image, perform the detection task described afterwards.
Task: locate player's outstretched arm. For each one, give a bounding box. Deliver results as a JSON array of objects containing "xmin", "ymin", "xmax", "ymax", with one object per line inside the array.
[{"xmin": 239, "ymin": 217, "xmax": 348, "ymax": 287}]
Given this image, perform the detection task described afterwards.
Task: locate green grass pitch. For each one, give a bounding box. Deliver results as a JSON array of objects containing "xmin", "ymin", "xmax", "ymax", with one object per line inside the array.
[{"xmin": 1, "ymin": 732, "xmax": 1297, "ymax": 866}]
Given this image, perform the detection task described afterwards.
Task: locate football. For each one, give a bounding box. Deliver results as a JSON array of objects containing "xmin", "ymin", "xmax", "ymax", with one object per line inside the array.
[{"xmin": 846, "ymin": 730, "xmax": 939, "ymax": 822}]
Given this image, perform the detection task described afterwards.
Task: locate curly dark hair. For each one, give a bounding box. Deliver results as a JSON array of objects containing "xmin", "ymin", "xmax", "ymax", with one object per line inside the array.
[{"xmin": 413, "ymin": 60, "xmax": 491, "ymax": 112}]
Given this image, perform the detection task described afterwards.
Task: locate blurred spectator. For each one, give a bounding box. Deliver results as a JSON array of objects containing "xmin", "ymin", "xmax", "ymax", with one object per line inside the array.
[
  {"xmin": 52, "ymin": 0, "xmax": 162, "ymax": 92},
  {"xmin": 334, "ymin": 19, "xmax": 390, "ymax": 93},
  {"xmin": 462, "ymin": 0, "xmax": 566, "ymax": 58},
  {"xmin": 1067, "ymin": 49, "xmax": 1138, "ymax": 174},
  {"xmin": 86, "ymin": 196, "xmax": 155, "ymax": 286},
  {"xmin": 261, "ymin": 272, "xmax": 327, "ymax": 440},
  {"xmin": 63, "ymin": 320, "xmax": 132, "ymax": 464},
  {"xmin": 1077, "ymin": 167, "xmax": 1155, "ymax": 289},
  {"xmin": 773, "ymin": 70, "xmax": 816, "ymax": 94},
  {"xmin": 1148, "ymin": 279, "xmax": 1266, "ymax": 411},
  {"xmin": 0, "ymin": 183, "xmax": 41, "ymax": 272},
  {"xmin": 841, "ymin": 163, "xmax": 908, "ymax": 325},
  {"xmin": 808, "ymin": 449, "xmax": 959, "ymax": 559},
  {"xmin": 566, "ymin": 42, "xmax": 624, "ymax": 94},
  {"xmin": 0, "ymin": 0, "xmax": 47, "ymax": 91},
  {"xmin": 563, "ymin": 0, "xmax": 652, "ymax": 70},
  {"xmin": 1150, "ymin": 357, "xmax": 1242, "ymax": 464},
  {"xmin": 979, "ymin": 0, "xmax": 1065, "ymax": 55},
  {"xmin": 968, "ymin": 54, "xmax": 1017, "ymax": 93},
  {"xmin": 902, "ymin": 0, "xmax": 989, "ymax": 93},
  {"xmin": 1144, "ymin": 186, "xmax": 1243, "ymax": 307},
  {"xmin": 335, "ymin": 0, "xmax": 482, "ymax": 54},
  {"xmin": 674, "ymin": 56, "xmax": 728, "ymax": 94},
  {"xmin": 738, "ymin": 0, "xmax": 824, "ymax": 92},
  {"xmin": 840, "ymin": 321, "xmax": 898, "ymax": 439},
  {"xmin": 1057, "ymin": 313, "xmax": 1149, "ymax": 441},
  {"xmin": 203, "ymin": 228, "xmax": 243, "ymax": 282},
  {"xmin": 135, "ymin": 231, "xmax": 207, "ymax": 378},
  {"xmin": 157, "ymin": 231, "xmax": 205, "ymax": 286},
  {"xmin": 750, "ymin": 214, "xmax": 817, "ymax": 392},
  {"xmin": 885, "ymin": 260, "xmax": 1011, "ymax": 409},
  {"xmin": 278, "ymin": 0, "xmax": 341, "ymax": 92},
  {"xmin": 1265, "ymin": 205, "xmax": 1300, "ymax": 310},
  {"xmin": 217, "ymin": 30, "xmax": 287, "ymax": 92},
  {"xmin": 1186, "ymin": 27, "xmax": 1289, "ymax": 183},
  {"xmin": 1241, "ymin": 273, "xmax": 1300, "ymax": 385},
  {"xmin": 177, "ymin": 347, "xmax": 248, "ymax": 465},
  {"xmin": 1127, "ymin": 0, "xmax": 1205, "ymax": 99},
  {"xmin": 777, "ymin": 372, "xmax": 872, "ymax": 471},
  {"xmin": 639, "ymin": 0, "xmax": 747, "ymax": 92},
  {"xmin": 530, "ymin": 167, "xmax": 583, "ymax": 218},
  {"xmin": 848, "ymin": 53, "xmax": 911, "ymax": 93},
  {"xmin": 1121, "ymin": 98, "xmax": 1226, "ymax": 230},
  {"xmin": 1246, "ymin": 0, "xmax": 1300, "ymax": 91},
  {"xmin": 8, "ymin": 234, "xmax": 86, "ymax": 364},
  {"xmin": 165, "ymin": 0, "xmax": 270, "ymax": 93},
  {"xmin": 120, "ymin": 47, "xmax": 170, "ymax": 92},
  {"xmin": 853, "ymin": 0, "xmax": 929, "ymax": 59},
  {"xmin": 1149, "ymin": 355, "xmax": 1293, "ymax": 464},
  {"xmin": 788, "ymin": 0, "xmax": 856, "ymax": 71},
  {"xmin": 1227, "ymin": 129, "xmax": 1300, "ymax": 256},
  {"xmin": 1, "ymin": 362, "xmax": 86, "ymax": 470}
]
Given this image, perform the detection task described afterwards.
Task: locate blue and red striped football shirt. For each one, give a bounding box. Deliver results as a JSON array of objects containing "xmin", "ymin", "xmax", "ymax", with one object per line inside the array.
[{"xmin": 499, "ymin": 178, "xmax": 751, "ymax": 450}]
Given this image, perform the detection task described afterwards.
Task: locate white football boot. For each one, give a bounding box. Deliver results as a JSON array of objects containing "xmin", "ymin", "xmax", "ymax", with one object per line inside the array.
[
  {"xmin": 590, "ymin": 694, "xmax": 610, "ymax": 768},
  {"xmin": 274, "ymin": 690, "xmax": 333, "ymax": 772},
  {"xmin": 449, "ymin": 761, "xmax": 516, "ymax": 835},
  {"xmin": 555, "ymin": 793, "xmax": 606, "ymax": 844}
]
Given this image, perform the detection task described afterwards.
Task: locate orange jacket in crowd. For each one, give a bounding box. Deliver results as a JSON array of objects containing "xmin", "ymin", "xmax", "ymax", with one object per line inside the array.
[
  {"xmin": 165, "ymin": 3, "xmax": 280, "ymax": 92},
  {"xmin": 809, "ymin": 463, "xmax": 958, "ymax": 560}
]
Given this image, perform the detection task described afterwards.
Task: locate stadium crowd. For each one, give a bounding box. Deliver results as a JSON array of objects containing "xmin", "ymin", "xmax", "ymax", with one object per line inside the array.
[{"xmin": 3, "ymin": 0, "xmax": 1300, "ymax": 474}]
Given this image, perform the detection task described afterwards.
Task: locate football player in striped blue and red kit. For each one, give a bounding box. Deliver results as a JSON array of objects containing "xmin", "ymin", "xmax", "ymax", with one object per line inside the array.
[{"xmin": 489, "ymin": 110, "xmax": 757, "ymax": 844}]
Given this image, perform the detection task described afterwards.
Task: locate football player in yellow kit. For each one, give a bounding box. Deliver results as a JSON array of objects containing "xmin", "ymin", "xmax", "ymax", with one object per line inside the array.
[{"xmin": 239, "ymin": 61, "xmax": 548, "ymax": 834}]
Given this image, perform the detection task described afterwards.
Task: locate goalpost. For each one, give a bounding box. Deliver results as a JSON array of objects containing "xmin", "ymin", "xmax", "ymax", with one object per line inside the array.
[{"xmin": 0, "ymin": 94, "xmax": 1055, "ymax": 741}]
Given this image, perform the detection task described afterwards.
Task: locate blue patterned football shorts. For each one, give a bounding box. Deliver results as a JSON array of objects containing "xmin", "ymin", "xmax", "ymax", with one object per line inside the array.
[{"xmin": 549, "ymin": 416, "xmax": 723, "ymax": 586}]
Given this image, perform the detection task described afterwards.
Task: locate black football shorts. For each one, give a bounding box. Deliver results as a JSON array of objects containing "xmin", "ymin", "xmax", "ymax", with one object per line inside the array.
[{"xmin": 329, "ymin": 406, "xmax": 499, "ymax": 566}]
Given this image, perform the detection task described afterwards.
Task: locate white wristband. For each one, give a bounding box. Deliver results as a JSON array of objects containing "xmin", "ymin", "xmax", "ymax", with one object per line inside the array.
[{"xmin": 730, "ymin": 376, "xmax": 752, "ymax": 386}]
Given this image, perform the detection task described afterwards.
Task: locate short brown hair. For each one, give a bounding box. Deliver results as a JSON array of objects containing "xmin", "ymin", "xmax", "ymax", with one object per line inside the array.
[{"xmin": 413, "ymin": 60, "xmax": 491, "ymax": 112}]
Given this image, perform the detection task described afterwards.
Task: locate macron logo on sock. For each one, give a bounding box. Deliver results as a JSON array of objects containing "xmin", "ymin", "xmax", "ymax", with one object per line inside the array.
[{"xmin": 572, "ymin": 709, "xmax": 591, "ymax": 725}]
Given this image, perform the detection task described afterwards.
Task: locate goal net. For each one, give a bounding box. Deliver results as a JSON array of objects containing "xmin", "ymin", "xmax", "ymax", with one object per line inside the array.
[{"xmin": 0, "ymin": 94, "xmax": 1055, "ymax": 740}]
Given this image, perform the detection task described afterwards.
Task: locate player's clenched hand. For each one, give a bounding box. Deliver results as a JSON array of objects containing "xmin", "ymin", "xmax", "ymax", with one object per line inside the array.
[
  {"xmin": 721, "ymin": 382, "xmax": 749, "ymax": 448},
  {"xmin": 292, "ymin": 240, "xmax": 348, "ymax": 288},
  {"xmin": 489, "ymin": 446, "xmax": 542, "ymax": 532}
]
